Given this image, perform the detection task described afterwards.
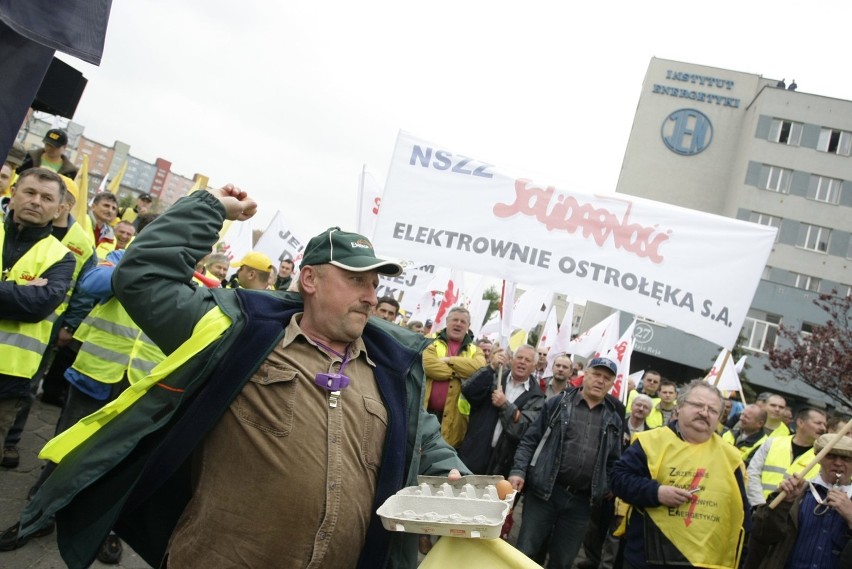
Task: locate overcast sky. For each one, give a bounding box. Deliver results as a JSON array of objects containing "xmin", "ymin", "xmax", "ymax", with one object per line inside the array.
[{"xmin": 56, "ymin": 0, "xmax": 852, "ymax": 238}]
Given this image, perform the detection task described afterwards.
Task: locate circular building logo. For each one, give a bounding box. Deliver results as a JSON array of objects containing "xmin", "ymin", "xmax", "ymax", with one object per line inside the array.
[{"xmin": 661, "ymin": 108, "xmax": 713, "ymax": 155}]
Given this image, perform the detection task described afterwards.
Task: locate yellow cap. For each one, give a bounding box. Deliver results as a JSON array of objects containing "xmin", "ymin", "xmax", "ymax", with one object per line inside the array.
[
  {"xmin": 58, "ymin": 174, "xmax": 79, "ymax": 201},
  {"xmin": 231, "ymin": 251, "xmax": 273, "ymax": 272}
]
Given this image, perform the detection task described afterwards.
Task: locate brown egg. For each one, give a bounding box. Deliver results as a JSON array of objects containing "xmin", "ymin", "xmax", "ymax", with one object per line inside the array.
[{"xmin": 496, "ymin": 479, "xmax": 513, "ymax": 500}]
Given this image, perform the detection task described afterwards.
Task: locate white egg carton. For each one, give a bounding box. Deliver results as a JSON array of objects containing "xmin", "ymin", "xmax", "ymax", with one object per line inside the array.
[{"xmin": 377, "ymin": 475, "xmax": 516, "ymax": 539}]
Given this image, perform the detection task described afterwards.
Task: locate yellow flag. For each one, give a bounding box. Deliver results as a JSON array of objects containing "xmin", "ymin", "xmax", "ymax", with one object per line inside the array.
[
  {"xmin": 508, "ymin": 329, "xmax": 528, "ymax": 352},
  {"xmin": 108, "ymin": 160, "xmax": 128, "ymax": 194},
  {"xmin": 72, "ymin": 155, "xmax": 93, "ymax": 234},
  {"xmin": 187, "ymin": 178, "xmax": 203, "ymax": 195}
]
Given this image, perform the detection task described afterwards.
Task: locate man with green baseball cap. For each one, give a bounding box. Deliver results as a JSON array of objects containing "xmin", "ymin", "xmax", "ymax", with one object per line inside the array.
[
  {"xmin": 300, "ymin": 227, "xmax": 402, "ymax": 276},
  {"xmin": 17, "ymin": 186, "xmax": 466, "ymax": 569}
]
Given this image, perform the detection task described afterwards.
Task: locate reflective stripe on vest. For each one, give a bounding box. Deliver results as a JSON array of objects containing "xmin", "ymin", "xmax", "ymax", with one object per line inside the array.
[
  {"xmin": 40, "ymin": 306, "xmax": 234, "ymax": 463},
  {"xmin": 760, "ymin": 436, "xmax": 819, "ymax": 497},
  {"xmin": 0, "ymin": 225, "xmax": 70, "ymax": 378},
  {"xmin": 72, "ymin": 298, "xmax": 165, "ymax": 384}
]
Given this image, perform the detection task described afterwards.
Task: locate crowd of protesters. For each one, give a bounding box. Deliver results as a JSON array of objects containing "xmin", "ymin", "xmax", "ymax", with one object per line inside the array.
[{"xmin": 1, "ymin": 131, "xmax": 851, "ymax": 569}]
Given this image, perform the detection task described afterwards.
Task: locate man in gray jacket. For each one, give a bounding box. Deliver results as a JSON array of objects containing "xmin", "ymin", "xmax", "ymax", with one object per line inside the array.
[{"xmin": 509, "ymin": 357, "xmax": 624, "ymax": 569}]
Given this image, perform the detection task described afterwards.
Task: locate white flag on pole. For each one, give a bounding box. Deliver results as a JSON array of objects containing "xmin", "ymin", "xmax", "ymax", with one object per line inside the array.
[
  {"xmin": 356, "ymin": 166, "xmax": 384, "ymax": 240},
  {"xmin": 606, "ymin": 318, "xmax": 637, "ymax": 405},
  {"xmin": 544, "ymin": 301, "xmax": 574, "ymax": 377},
  {"xmin": 706, "ymin": 349, "xmax": 744, "ymax": 393},
  {"xmin": 568, "ymin": 311, "xmax": 621, "ymax": 358},
  {"xmin": 216, "ymin": 220, "xmax": 254, "ymax": 278}
]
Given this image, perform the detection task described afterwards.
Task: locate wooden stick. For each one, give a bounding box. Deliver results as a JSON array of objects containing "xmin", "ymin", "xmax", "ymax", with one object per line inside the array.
[{"xmin": 769, "ymin": 418, "xmax": 852, "ymax": 508}]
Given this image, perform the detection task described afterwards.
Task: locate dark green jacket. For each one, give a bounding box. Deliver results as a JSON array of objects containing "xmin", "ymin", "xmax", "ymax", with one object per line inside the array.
[{"xmin": 21, "ymin": 191, "xmax": 469, "ymax": 568}]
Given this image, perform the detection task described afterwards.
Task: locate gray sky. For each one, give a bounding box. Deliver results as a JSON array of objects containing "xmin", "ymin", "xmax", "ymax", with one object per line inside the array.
[{"xmin": 57, "ymin": 0, "xmax": 852, "ymax": 237}]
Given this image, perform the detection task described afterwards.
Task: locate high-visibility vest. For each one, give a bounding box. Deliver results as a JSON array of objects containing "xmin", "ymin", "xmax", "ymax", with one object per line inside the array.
[
  {"xmin": 638, "ymin": 427, "xmax": 745, "ymax": 568},
  {"xmin": 72, "ymin": 297, "xmax": 165, "ymax": 385},
  {"xmin": 0, "ymin": 224, "xmax": 70, "ymax": 378},
  {"xmin": 432, "ymin": 342, "xmax": 478, "ymax": 418},
  {"xmin": 41, "ymin": 306, "xmax": 233, "ymax": 463},
  {"xmin": 53, "ymin": 221, "xmax": 95, "ymax": 320},
  {"xmin": 722, "ymin": 429, "xmax": 767, "ymax": 463},
  {"xmin": 760, "ymin": 435, "xmax": 819, "ymax": 498}
]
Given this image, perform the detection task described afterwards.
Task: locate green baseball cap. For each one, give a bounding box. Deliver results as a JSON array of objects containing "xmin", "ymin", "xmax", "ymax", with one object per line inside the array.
[{"xmin": 300, "ymin": 227, "xmax": 402, "ymax": 276}]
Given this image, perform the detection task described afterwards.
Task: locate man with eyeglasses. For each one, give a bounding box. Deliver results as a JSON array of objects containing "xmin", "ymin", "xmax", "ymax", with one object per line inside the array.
[
  {"xmin": 611, "ymin": 380, "xmax": 749, "ymax": 569},
  {"xmin": 744, "ymin": 434, "xmax": 852, "ymax": 568}
]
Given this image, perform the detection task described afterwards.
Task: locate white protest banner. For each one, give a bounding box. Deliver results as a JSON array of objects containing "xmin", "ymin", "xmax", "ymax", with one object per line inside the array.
[
  {"xmin": 254, "ymin": 210, "xmax": 309, "ymax": 266},
  {"xmin": 378, "ymin": 263, "xmax": 437, "ymax": 309},
  {"xmin": 372, "ymin": 132, "xmax": 777, "ymax": 350}
]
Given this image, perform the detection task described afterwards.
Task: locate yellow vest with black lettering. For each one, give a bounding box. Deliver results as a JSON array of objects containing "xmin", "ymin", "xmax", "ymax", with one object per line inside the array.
[
  {"xmin": 722, "ymin": 430, "xmax": 767, "ymax": 463},
  {"xmin": 637, "ymin": 427, "xmax": 745, "ymax": 569},
  {"xmin": 760, "ymin": 435, "xmax": 819, "ymax": 498},
  {"xmin": 53, "ymin": 221, "xmax": 95, "ymax": 320},
  {"xmin": 72, "ymin": 297, "xmax": 165, "ymax": 385},
  {"xmin": 0, "ymin": 225, "xmax": 70, "ymax": 378}
]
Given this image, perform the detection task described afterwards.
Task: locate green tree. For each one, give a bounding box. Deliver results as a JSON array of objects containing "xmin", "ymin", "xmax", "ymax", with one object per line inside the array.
[{"xmin": 483, "ymin": 286, "xmax": 500, "ymax": 324}]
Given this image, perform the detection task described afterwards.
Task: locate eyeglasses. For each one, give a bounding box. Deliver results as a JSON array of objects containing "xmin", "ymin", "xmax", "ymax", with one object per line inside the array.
[
  {"xmin": 826, "ymin": 453, "xmax": 852, "ymax": 463},
  {"xmin": 682, "ymin": 400, "xmax": 721, "ymax": 416}
]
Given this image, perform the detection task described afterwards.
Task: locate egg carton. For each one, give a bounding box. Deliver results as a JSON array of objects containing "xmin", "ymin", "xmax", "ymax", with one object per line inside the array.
[{"xmin": 377, "ymin": 475, "xmax": 516, "ymax": 539}]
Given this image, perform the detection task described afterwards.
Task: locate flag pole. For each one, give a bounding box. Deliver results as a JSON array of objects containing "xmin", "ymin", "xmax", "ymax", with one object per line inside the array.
[{"xmin": 495, "ymin": 280, "xmax": 506, "ymax": 390}]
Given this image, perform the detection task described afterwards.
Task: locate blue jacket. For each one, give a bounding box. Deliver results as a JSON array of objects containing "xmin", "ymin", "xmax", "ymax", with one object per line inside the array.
[{"xmin": 510, "ymin": 387, "xmax": 623, "ymax": 503}]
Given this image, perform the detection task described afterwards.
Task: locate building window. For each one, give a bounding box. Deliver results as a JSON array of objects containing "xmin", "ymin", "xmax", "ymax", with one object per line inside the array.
[
  {"xmin": 763, "ymin": 166, "xmax": 792, "ymax": 193},
  {"xmin": 769, "ymin": 119, "xmax": 803, "ymax": 146},
  {"xmin": 808, "ymin": 175, "xmax": 842, "ymax": 204},
  {"xmin": 796, "ymin": 223, "xmax": 831, "ymax": 253},
  {"xmin": 741, "ymin": 314, "xmax": 781, "ymax": 353},
  {"xmin": 817, "ymin": 128, "xmax": 852, "ymax": 156},
  {"xmin": 748, "ymin": 211, "xmax": 781, "ymax": 228},
  {"xmin": 790, "ymin": 272, "xmax": 821, "ymax": 291}
]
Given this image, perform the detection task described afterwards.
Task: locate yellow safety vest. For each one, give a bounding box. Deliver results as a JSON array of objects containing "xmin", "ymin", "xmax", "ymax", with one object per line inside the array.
[
  {"xmin": 626, "ymin": 389, "xmax": 661, "ymax": 414},
  {"xmin": 431, "ymin": 342, "xmax": 478, "ymax": 419},
  {"xmin": 0, "ymin": 225, "xmax": 70, "ymax": 378},
  {"xmin": 760, "ymin": 436, "xmax": 819, "ymax": 498},
  {"xmin": 72, "ymin": 297, "xmax": 165, "ymax": 385},
  {"xmin": 637, "ymin": 427, "xmax": 745, "ymax": 569},
  {"xmin": 41, "ymin": 306, "xmax": 232, "ymax": 463},
  {"xmin": 645, "ymin": 403, "xmax": 675, "ymax": 429},
  {"xmin": 721, "ymin": 430, "xmax": 767, "ymax": 463},
  {"xmin": 53, "ymin": 221, "xmax": 95, "ymax": 319}
]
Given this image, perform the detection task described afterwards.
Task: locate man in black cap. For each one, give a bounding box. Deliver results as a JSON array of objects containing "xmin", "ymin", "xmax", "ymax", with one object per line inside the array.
[
  {"xmin": 18, "ymin": 129, "xmax": 77, "ymax": 178},
  {"xmin": 508, "ymin": 356, "xmax": 624, "ymax": 568},
  {"xmin": 16, "ymin": 185, "xmax": 467, "ymax": 569},
  {"xmin": 118, "ymin": 192, "xmax": 154, "ymax": 229}
]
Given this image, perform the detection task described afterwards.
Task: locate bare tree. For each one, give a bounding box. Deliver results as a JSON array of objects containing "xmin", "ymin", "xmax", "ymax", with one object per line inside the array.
[{"xmin": 766, "ymin": 291, "xmax": 852, "ymax": 407}]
